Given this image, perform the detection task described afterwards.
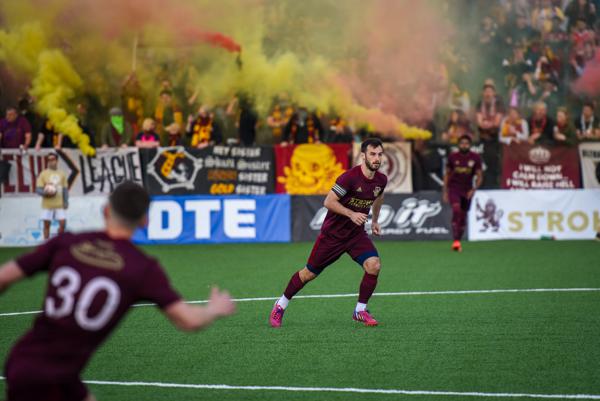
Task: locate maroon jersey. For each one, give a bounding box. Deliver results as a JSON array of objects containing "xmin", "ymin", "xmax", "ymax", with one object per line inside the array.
[
  {"xmin": 8, "ymin": 231, "xmax": 181, "ymax": 380},
  {"xmin": 323, "ymin": 165, "xmax": 387, "ymax": 240},
  {"xmin": 447, "ymin": 151, "xmax": 482, "ymax": 193}
]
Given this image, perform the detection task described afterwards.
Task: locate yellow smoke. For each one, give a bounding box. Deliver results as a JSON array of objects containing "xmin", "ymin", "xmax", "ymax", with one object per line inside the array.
[
  {"xmin": 0, "ymin": 0, "xmax": 445, "ymax": 140},
  {"xmin": 0, "ymin": 24, "xmax": 95, "ymax": 155}
]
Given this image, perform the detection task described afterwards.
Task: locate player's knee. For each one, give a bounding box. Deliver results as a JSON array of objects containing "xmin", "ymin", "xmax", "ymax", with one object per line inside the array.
[
  {"xmin": 299, "ymin": 267, "xmax": 317, "ymax": 283},
  {"xmin": 364, "ymin": 258, "xmax": 381, "ymax": 275}
]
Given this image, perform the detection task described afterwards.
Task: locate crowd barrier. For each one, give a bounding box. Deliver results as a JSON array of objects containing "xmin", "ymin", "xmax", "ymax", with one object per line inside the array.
[{"xmin": 1, "ymin": 142, "xmax": 599, "ymax": 199}]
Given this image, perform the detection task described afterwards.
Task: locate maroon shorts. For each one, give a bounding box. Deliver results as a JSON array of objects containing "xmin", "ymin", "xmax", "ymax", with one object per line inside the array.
[
  {"xmin": 306, "ymin": 231, "xmax": 379, "ymax": 274},
  {"xmin": 4, "ymin": 354, "xmax": 88, "ymax": 401},
  {"xmin": 448, "ymin": 190, "xmax": 472, "ymax": 212}
]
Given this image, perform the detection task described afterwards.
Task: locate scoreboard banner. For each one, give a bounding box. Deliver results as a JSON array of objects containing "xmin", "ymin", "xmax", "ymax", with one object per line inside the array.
[
  {"xmin": 291, "ymin": 192, "xmax": 452, "ymax": 242},
  {"xmin": 352, "ymin": 142, "xmax": 412, "ymax": 193},
  {"xmin": 468, "ymin": 189, "xmax": 600, "ymax": 240},
  {"xmin": 133, "ymin": 194, "xmax": 290, "ymax": 245},
  {"xmin": 0, "ymin": 148, "xmax": 143, "ymax": 197},
  {"xmin": 501, "ymin": 143, "xmax": 580, "ymax": 189},
  {"xmin": 579, "ymin": 142, "xmax": 600, "ymax": 189},
  {"xmin": 0, "ymin": 196, "xmax": 107, "ymax": 247},
  {"xmin": 274, "ymin": 143, "xmax": 351, "ymax": 194},
  {"xmin": 140, "ymin": 146, "xmax": 275, "ymax": 196}
]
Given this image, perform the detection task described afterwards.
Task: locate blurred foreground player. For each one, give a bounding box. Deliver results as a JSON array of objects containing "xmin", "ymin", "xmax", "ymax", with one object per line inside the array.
[
  {"xmin": 270, "ymin": 138, "xmax": 387, "ymax": 327},
  {"xmin": 443, "ymin": 134, "xmax": 483, "ymax": 252},
  {"xmin": 0, "ymin": 182, "xmax": 236, "ymax": 401}
]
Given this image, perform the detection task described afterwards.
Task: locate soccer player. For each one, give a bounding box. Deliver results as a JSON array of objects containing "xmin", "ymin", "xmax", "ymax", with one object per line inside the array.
[
  {"xmin": 443, "ymin": 134, "xmax": 483, "ymax": 252},
  {"xmin": 0, "ymin": 182, "xmax": 236, "ymax": 401},
  {"xmin": 36, "ymin": 152, "xmax": 68, "ymax": 240},
  {"xmin": 270, "ymin": 138, "xmax": 387, "ymax": 327}
]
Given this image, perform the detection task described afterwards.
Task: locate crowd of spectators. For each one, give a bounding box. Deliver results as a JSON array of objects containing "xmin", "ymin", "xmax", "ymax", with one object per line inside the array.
[{"xmin": 2, "ymin": 0, "xmax": 600, "ymax": 155}]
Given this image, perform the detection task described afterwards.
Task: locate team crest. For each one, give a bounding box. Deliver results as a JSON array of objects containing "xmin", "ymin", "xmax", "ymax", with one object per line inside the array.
[
  {"xmin": 373, "ymin": 186, "xmax": 382, "ymax": 197},
  {"xmin": 468, "ymin": 160, "xmax": 475, "ymax": 167},
  {"xmin": 357, "ymin": 186, "xmax": 362, "ymax": 192},
  {"xmin": 147, "ymin": 147, "xmax": 204, "ymax": 192}
]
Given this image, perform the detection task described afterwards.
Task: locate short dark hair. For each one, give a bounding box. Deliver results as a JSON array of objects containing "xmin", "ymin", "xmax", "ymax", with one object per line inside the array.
[
  {"xmin": 109, "ymin": 181, "xmax": 150, "ymax": 225},
  {"xmin": 458, "ymin": 134, "xmax": 473, "ymax": 143},
  {"xmin": 361, "ymin": 137, "xmax": 383, "ymax": 153},
  {"xmin": 583, "ymin": 102, "xmax": 595, "ymax": 110}
]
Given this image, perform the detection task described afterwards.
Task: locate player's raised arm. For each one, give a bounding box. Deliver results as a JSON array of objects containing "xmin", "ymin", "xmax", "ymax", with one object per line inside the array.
[
  {"xmin": 164, "ymin": 287, "xmax": 236, "ymax": 332},
  {"xmin": 0, "ymin": 261, "xmax": 25, "ymax": 294},
  {"xmin": 323, "ymin": 190, "xmax": 367, "ymax": 226}
]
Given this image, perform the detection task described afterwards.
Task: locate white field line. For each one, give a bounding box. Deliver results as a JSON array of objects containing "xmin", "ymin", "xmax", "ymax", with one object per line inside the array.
[
  {"xmin": 0, "ymin": 376, "xmax": 599, "ymax": 399},
  {"xmin": 1, "ymin": 287, "xmax": 600, "ymax": 318}
]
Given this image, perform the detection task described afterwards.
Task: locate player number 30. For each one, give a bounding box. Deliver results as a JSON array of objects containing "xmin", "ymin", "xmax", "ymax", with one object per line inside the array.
[{"xmin": 45, "ymin": 266, "xmax": 121, "ymax": 331}]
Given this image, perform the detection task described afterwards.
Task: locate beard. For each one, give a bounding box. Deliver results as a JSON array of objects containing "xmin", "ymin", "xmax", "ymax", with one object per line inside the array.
[
  {"xmin": 459, "ymin": 147, "xmax": 470, "ymax": 154},
  {"xmin": 365, "ymin": 159, "xmax": 381, "ymax": 171}
]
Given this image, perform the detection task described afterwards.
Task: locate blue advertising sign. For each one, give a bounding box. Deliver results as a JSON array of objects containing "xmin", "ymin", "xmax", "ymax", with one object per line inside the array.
[{"xmin": 133, "ymin": 194, "xmax": 290, "ymax": 244}]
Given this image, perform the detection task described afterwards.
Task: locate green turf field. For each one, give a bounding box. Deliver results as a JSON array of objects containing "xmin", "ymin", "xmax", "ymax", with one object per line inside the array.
[{"xmin": 1, "ymin": 240, "xmax": 599, "ymax": 401}]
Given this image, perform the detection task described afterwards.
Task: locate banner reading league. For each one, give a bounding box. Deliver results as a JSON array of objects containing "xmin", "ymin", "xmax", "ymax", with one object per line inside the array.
[
  {"xmin": 352, "ymin": 142, "xmax": 412, "ymax": 193},
  {"xmin": 140, "ymin": 146, "xmax": 275, "ymax": 196},
  {"xmin": 292, "ymin": 192, "xmax": 452, "ymax": 242},
  {"xmin": 275, "ymin": 143, "xmax": 351, "ymax": 194},
  {"xmin": 0, "ymin": 148, "xmax": 142, "ymax": 196},
  {"xmin": 468, "ymin": 189, "xmax": 600, "ymax": 240},
  {"xmin": 579, "ymin": 142, "xmax": 600, "ymax": 188},
  {"xmin": 501, "ymin": 143, "xmax": 580, "ymax": 189}
]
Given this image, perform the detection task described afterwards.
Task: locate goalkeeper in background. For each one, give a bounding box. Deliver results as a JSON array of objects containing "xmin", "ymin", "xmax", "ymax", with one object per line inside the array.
[{"xmin": 36, "ymin": 152, "xmax": 68, "ymax": 240}]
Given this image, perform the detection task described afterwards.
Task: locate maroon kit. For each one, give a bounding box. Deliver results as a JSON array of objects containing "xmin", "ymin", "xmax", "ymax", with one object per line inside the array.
[
  {"xmin": 446, "ymin": 151, "xmax": 482, "ymax": 241},
  {"xmin": 4, "ymin": 232, "xmax": 181, "ymax": 401}
]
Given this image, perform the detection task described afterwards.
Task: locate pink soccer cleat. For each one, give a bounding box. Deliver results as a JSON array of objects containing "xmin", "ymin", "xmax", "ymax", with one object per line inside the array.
[
  {"xmin": 452, "ymin": 240, "xmax": 462, "ymax": 252},
  {"xmin": 269, "ymin": 303, "xmax": 285, "ymax": 328},
  {"xmin": 353, "ymin": 310, "xmax": 378, "ymax": 326}
]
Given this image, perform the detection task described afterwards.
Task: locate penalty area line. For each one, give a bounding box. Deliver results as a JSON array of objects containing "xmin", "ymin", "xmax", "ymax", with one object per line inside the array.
[
  {"xmin": 0, "ymin": 376, "xmax": 599, "ymax": 399},
  {"xmin": 1, "ymin": 287, "xmax": 600, "ymax": 317}
]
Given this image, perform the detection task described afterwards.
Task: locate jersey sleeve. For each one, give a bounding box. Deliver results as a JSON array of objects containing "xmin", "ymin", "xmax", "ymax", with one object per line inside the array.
[
  {"xmin": 446, "ymin": 154, "xmax": 455, "ymax": 172},
  {"xmin": 137, "ymin": 260, "xmax": 182, "ymax": 309},
  {"xmin": 474, "ymin": 154, "xmax": 483, "ymax": 172},
  {"xmin": 332, "ymin": 170, "xmax": 352, "ymax": 198},
  {"xmin": 15, "ymin": 235, "xmax": 62, "ymax": 276}
]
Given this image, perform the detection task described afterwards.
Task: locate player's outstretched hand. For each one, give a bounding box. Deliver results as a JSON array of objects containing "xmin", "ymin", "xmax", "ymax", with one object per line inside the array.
[
  {"xmin": 372, "ymin": 222, "xmax": 381, "ymax": 236},
  {"xmin": 349, "ymin": 211, "xmax": 368, "ymax": 226},
  {"xmin": 208, "ymin": 286, "xmax": 236, "ymax": 318}
]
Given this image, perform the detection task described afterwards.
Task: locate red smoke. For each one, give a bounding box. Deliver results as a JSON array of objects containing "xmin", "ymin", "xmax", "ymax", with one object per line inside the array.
[
  {"xmin": 181, "ymin": 29, "xmax": 242, "ymax": 53},
  {"xmin": 572, "ymin": 52, "xmax": 600, "ymax": 96}
]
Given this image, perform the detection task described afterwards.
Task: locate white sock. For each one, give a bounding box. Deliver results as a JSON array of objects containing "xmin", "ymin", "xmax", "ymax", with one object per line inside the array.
[
  {"xmin": 277, "ymin": 295, "xmax": 290, "ymax": 309},
  {"xmin": 355, "ymin": 302, "xmax": 367, "ymax": 312}
]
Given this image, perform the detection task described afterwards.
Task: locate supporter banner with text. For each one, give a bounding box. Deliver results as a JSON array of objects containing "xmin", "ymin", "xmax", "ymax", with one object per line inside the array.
[
  {"xmin": 579, "ymin": 142, "xmax": 600, "ymax": 189},
  {"xmin": 0, "ymin": 196, "xmax": 107, "ymax": 247},
  {"xmin": 352, "ymin": 142, "xmax": 413, "ymax": 193},
  {"xmin": 501, "ymin": 143, "xmax": 580, "ymax": 189},
  {"xmin": 292, "ymin": 192, "xmax": 452, "ymax": 242},
  {"xmin": 274, "ymin": 143, "xmax": 351, "ymax": 194},
  {"xmin": 468, "ymin": 190, "xmax": 600, "ymax": 240},
  {"xmin": 140, "ymin": 146, "xmax": 274, "ymax": 196},
  {"xmin": 133, "ymin": 194, "xmax": 290, "ymax": 244},
  {"xmin": 0, "ymin": 148, "xmax": 143, "ymax": 197}
]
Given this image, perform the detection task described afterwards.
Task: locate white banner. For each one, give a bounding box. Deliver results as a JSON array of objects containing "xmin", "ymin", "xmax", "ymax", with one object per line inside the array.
[
  {"xmin": 353, "ymin": 142, "xmax": 412, "ymax": 193},
  {"xmin": 579, "ymin": 142, "xmax": 600, "ymax": 189},
  {"xmin": 0, "ymin": 196, "xmax": 107, "ymax": 247},
  {"xmin": 468, "ymin": 190, "xmax": 600, "ymax": 240},
  {"xmin": 0, "ymin": 148, "xmax": 143, "ymax": 197}
]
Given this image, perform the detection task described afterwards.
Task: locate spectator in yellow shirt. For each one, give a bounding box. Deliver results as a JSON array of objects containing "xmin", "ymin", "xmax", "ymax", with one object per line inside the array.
[{"xmin": 35, "ymin": 153, "xmax": 68, "ymax": 240}]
